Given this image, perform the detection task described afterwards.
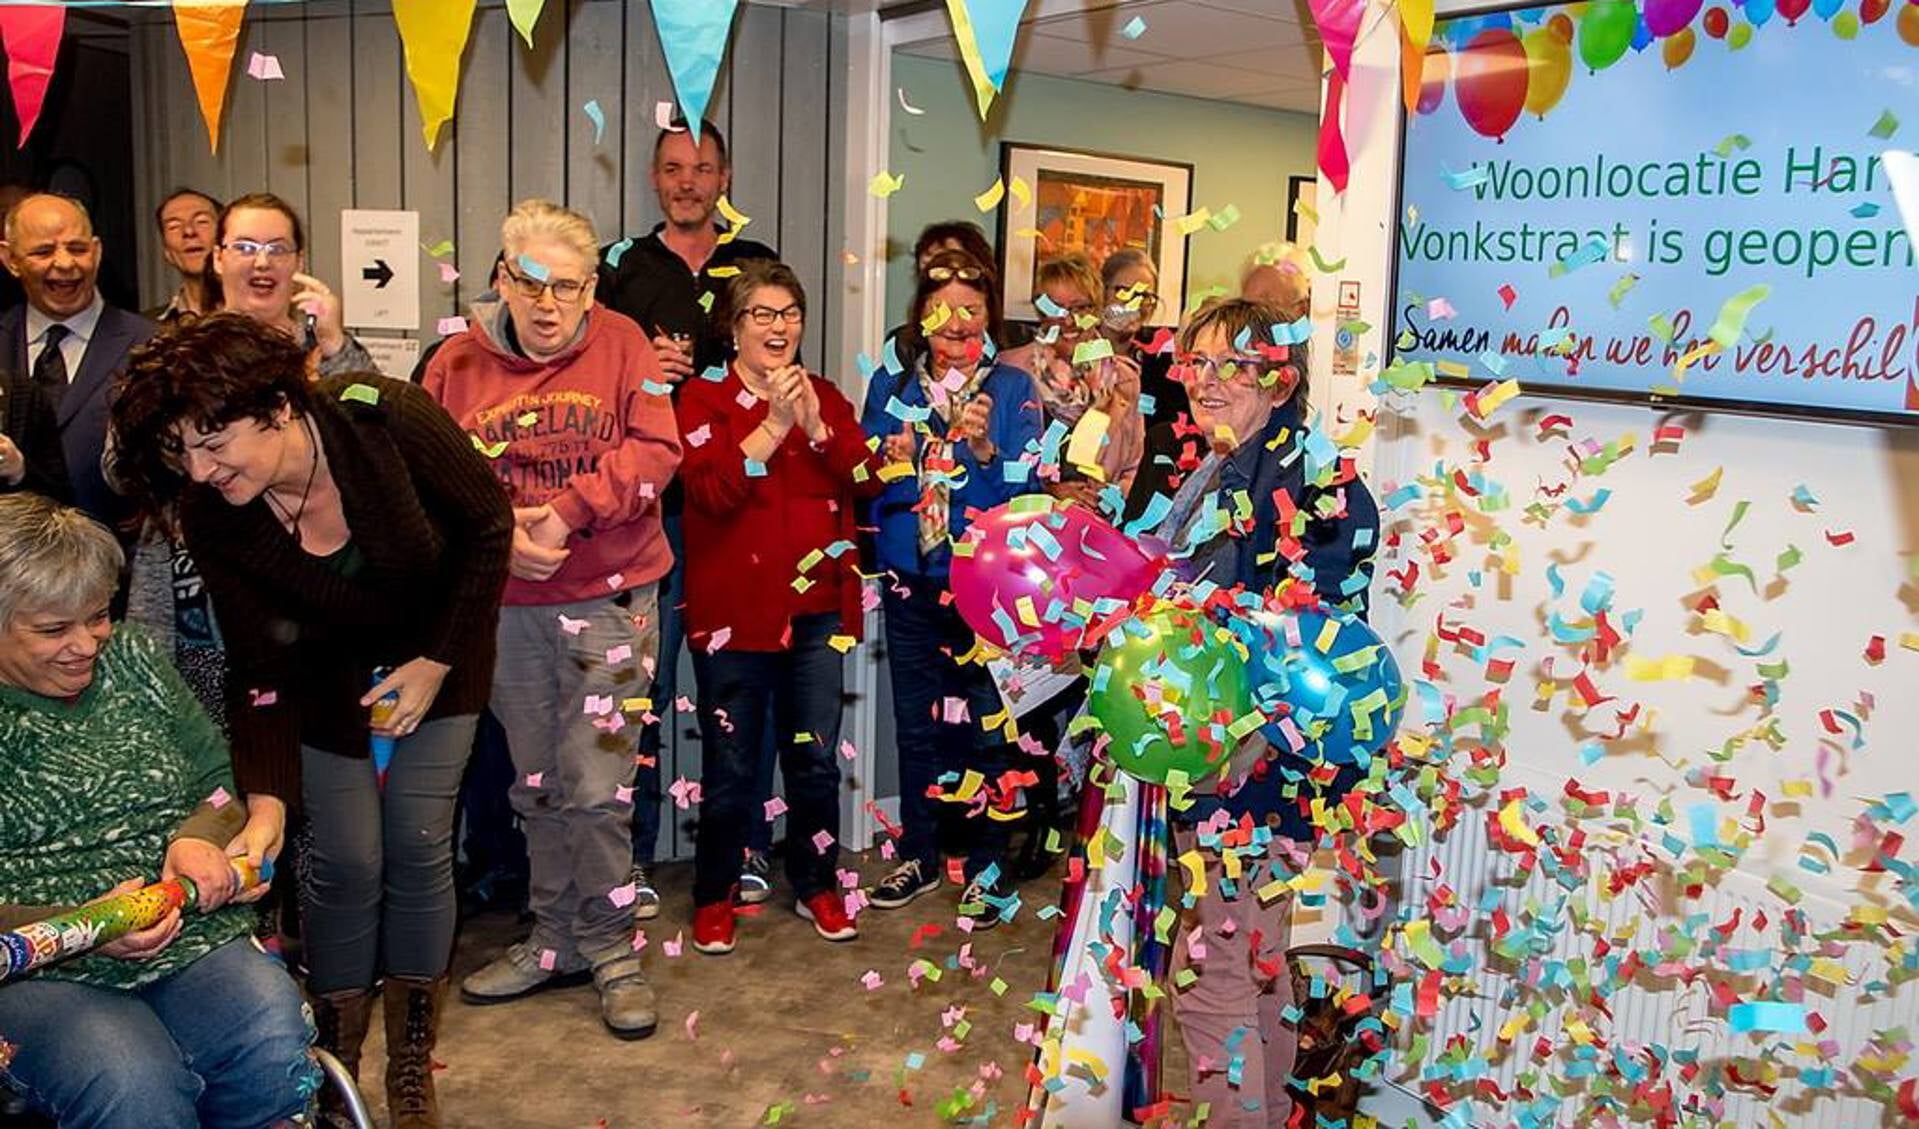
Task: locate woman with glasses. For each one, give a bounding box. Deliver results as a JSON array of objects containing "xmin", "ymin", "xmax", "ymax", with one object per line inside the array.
[
  {"xmin": 1098, "ymin": 247, "xmax": 1188, "ymax": 427},
  {"xmin": 421, "ymin": 200, "xmax": 680, "ymax": 1042},
  {"xmin": 673, "ymin": 259, "xmax": 880, "ymax": 955},
  {"xmin": 1002, "ymin": 252, "xmax": 1145, "ymax": 502},
  {"xmin": 860, "ymin": 249, "xmax": 1044, "ymax": 925},
  {"xmin": 109, "ymin": 312, "xmax": 514, "ymax": 1128},
  {"xmin": 209, "ymin": 193, "xmax": 372, "ymax": 377},
  {"xmin": 1122, "ymin": 299, "xmax": 1379, "ymax": 1127}
]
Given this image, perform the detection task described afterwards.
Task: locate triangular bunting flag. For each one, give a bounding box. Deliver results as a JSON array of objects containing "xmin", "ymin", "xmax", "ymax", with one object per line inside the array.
[
  {"xmin": 505, "ymin": 0, "xmax": 544, "ymax": 50},
  {"xmin": 650, "ymin": 0, "xmax": 739, "ymax": 141},
  {"xmin": 1318, "ymin": 65, "xmax": 1350, "ymax": 194},
  {"xmin": 944, "ymin": 0, "xmax": 1029, "ymax": 120},
  {"xmin": 170, "ymin": 0, "xmax": 249, "ymax": 154},
  {"xmin": 392, "ymin": 0, "xmax": 478, "ymax": 151},
  {"xmin": 0, "ymin": 6, "xmax": 64, "ymax": 148},
  {"xmin": 1306, "ymin": 0, "xmax": 1365, "ymax": 82}
]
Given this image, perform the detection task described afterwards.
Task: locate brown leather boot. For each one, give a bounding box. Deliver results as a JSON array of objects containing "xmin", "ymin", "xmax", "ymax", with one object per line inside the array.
[
  {"xmin": 383, "ymin": 975, "xmax": 447, "ymax": 1128},
  {"xmin": 307, "ymin": 987, "xmax": 374, "ymax": 1129}
]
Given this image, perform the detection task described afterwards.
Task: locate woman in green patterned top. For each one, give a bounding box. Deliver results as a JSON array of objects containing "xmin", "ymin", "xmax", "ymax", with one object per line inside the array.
[{"xmin": 0, "ymin": 493, "xmax": 316, "ymax": 1128}]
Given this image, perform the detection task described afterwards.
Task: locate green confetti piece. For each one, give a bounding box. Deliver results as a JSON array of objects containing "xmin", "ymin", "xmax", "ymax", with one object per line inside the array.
[
  {"xmin": 1336, "ymin": 318, "xmax": 1373, "ymax": 338},
  {"xmin": 1608, "ymin": 273, "xmax": 1641, "ymax": 309},
  {"xmin": 1712, "ymin": 133, "xmax": 1751, "ymax": 158},
  {"xmin": 1776, "ymin": 544, "xmax": 1802, "ymax": 573},
  {"xmin": 1649, "ymin": 314, "xmax": 1676, "ymax": 344},
  {"xmin": 470, "ymin": 434, "xmax": 509, "ymax": 459},
  {"xmin": 339, "ymin": 383, "xmax": 381, "ymax": 406},
  {"xmin": 1308, "ymin": 245, "xmax": 1347, "ymax": 273},
  {"xmin": 989, "ymin": 977, "xmax": 1008, "ymax": 997},
  {"xmin": 1720, "ymin": 499, "xmax": 1750, "ymax": 549},
  {"xmin": 1207, "ymin": 203, "xmax": 1242, "ymax": 231},
  {"xmin": 421, "ymin": 238, "xmax": 455, "ymax": 258},
  {"xmin": 1868, "ymin": 109, "xmax": 1899, "ymax": 140},
  {"xmin": 1707, "ymin": 284, "xmax": 1771, "ymax": 349}
]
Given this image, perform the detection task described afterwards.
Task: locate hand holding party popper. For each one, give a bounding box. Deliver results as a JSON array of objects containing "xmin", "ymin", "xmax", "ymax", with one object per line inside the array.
[{"xmin": 0, "ymin": 857, "xmax": 271, "ymax": 984}]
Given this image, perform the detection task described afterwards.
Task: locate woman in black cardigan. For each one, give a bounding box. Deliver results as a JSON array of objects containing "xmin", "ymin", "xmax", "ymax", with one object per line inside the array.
[{"xmin": 111, "ymin": 313, "xmax": 512, "ymax": 1129}]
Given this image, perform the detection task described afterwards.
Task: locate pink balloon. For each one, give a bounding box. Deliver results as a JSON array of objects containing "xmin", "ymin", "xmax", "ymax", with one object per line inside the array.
[
  {"xmin": 950, "ymin": 499, "xmax": 1160, "ymax": 659},
  {"xmin": 1644, "ymin": 0, "xmax": 1704, "ymax": 35}
]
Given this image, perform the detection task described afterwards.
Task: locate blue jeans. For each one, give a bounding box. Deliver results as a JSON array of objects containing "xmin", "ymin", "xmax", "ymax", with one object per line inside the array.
[
  {"xmin": 637, "ymin": 512, "xmax": 778, "ymax": 864},
  {"xmin": 0, "ymin": 938, "xmax": 316, "ymax": 1128},
  {"xmin": 881, "ymin": 580, "xmax": 1013, "ymax": 880},
  {"xmin": 689, "ymin": 613, "xmax": 846, "ymax": 906}
]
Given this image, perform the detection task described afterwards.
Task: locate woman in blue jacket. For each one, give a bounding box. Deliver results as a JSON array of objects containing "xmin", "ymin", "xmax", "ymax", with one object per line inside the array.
[{"xmin": 861, "ymin": 250, "xmax": 1043, "ymax": 925}]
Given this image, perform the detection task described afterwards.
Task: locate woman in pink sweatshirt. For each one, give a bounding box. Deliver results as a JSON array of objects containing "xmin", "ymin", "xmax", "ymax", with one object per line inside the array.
[{"xmin": 420, "ymin": 199, "xmax": 681, "ymax": 1042}]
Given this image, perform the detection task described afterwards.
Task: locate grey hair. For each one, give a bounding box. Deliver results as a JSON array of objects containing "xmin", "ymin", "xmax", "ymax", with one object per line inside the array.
[{"xmin": 0, "ymin": 493, "xmax": 124, "ymax": 628}]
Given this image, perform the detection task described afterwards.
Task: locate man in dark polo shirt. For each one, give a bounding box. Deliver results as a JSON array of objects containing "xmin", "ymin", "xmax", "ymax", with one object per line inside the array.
[{"xmin": 599, "ymin": 117, "xmax": 779, "ymax": 915}]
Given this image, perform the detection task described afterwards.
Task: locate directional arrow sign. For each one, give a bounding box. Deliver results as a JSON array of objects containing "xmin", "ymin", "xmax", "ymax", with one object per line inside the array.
[{"xmin": 341, "ymin": 210, "xmax": 419, "ymax": 330}]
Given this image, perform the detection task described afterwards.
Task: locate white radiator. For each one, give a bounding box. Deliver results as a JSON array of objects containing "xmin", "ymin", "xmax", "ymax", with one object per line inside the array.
[{"xmin": 1394, "ymin": 813, "xmax": 1918, "ymax": 1127}]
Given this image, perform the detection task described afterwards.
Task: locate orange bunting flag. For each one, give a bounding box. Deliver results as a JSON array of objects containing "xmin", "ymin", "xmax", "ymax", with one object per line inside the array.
[
  {"xmin": 170, "ymin": 0, "xmax": 249, "ymax": 153},
  {"xmin": 392, "ymin": 0, "xmax": 478, "ymax": 151},
  {"xmin": 0, "ymin": 5, "xmax": 64, "ymax": 147}
]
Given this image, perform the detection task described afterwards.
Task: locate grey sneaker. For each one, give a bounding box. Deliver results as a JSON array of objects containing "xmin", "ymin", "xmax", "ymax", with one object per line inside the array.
[
  {"xmin": 592, "ymin": 953, "xmax": 658, "ymax": 1040},
  {"xmin": 630, "ymin": 864, "xmax": 661, "ymax": 920},
  {"xmin": 459, "ymin": 941, "xmax": 590, "ymax": 1005},
  {"xmin": 738, "ymin": 849, "xmax": 772, "ymax": 905}
]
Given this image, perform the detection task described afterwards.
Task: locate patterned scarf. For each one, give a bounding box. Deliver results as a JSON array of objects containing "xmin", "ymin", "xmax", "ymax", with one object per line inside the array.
[{"xmin": 915, "ymin": 357, "xmax": 990, "ymax": 556}]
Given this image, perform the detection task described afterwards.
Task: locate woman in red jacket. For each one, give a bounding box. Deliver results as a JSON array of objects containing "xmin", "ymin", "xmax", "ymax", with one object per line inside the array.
[{"xmin": 676, "ymin": 259, "xmax": 881, "ymax": 954}]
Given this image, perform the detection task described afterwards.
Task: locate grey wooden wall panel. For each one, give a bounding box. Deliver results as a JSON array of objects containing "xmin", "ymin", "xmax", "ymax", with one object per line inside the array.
[
  {"xmin": 727, "ymin": 4, "xmax": 782, "ymax": 248},
  {"xmin": 224, "ymin": 20, "xmax": 271, "ymax": 200},
  {"xmin": 563, "ymin": 0, "xmax": 623, "ymax": 239},
  {"xmin": 349, "ymin": 1, "xmax": 403, "ymax": 211},
  {"xmin": 401, "ymin": 55, "xmax": 457, "ymax": 332},
  {"xmin": 262, "ymin": 18, "xmax": 312, "ymax": 242},
  {"xmin": 454, "ymin": 8, "xmax": 512, "ymax": 313},
  {"xmin": 507, "ymin": 3, "xmax": 565, "ymax": 206},
  {"xmin": 617, "ymin": 4, "xmax": 665, "ymax": 240},
  {"xmin": 301, "ymin": 15, "xmax": 355, "ymax": 290},
  {"xmin": 128, "ymin": 24, "xmax": 165, "ymax": 302},
  {"xmin": 821, "ymin": 14, "xmax": 850, "ymax": 390},
  {"xmin": 779, "ymin": 10, "xmax": 829, "ymax": 373}
]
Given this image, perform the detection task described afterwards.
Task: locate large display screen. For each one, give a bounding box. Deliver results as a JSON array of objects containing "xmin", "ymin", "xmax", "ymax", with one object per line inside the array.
[{"xmin": 1391, "ymin": 0, "xmax": 1919, "ymax": 424}]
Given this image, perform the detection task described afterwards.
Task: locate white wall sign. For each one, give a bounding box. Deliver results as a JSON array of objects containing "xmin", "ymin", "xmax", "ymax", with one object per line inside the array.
[
  {"xmin": 359, "ymin": 334, "xmax": 422, "ymax": 381},
  {"xmin": 340, "ymin": 209, "xmax": 420, "ymax": 331}
]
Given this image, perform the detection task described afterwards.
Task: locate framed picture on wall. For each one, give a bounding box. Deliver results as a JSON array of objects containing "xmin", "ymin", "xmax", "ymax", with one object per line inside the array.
[
  {"xmin": 1286, "ymin": 175, "xmax": 1318, "ymax": 249},
  {"xmin": 996, "ymin": 142, "xmax": 1193, "ymax": 327}
]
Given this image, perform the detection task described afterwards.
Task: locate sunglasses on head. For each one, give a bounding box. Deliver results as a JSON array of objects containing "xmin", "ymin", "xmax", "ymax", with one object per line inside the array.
[{"xmin": 925, "ymin": 264, "xmax": 984, "ymax": 283}]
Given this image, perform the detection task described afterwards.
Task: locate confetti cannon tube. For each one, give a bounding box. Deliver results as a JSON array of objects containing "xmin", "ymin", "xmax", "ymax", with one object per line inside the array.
[{"xmin": 0, "ymin": 857, "xmax": 270, "ymax": 985}]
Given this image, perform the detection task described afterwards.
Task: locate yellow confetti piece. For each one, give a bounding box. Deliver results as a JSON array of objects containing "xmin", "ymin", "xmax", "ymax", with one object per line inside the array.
[
  {"xmin": 1626, "ymin": 654, "xmax": 1697, "ymax": 681},
  {"xmin": 1497, "ymin": 799, "xmax": 1540, "ymax": 847},
  {"xmin": 707, "ymin": 265, "xmax": 741, "ymax": 278},
  {"xmin": 953, "ymin": 769, "xmax": 985, "ymax": 802},
  {"xmin": 1700, "ymin": 609, "xmax": 1752, "ymax": 644},
  {"xmin": 1672, "ymin": 340, "xmax": 1720, "ymax": 380},
  {"xmin": 827, "ymin": 634, "xmax": 857, "ymax": 654},
  {"xmin": 972, "ymin": 176, "xmax": 1005, "ymax": 213},
  {"xmin": 620, "ymin": 697, "xmax": 652, "ymax": 713},
  {"xmin": 1176, "ymin": 849, "xmax": 1208, "ymax": 898},
  {"xmin": 1899, "ymin": 633, "xmax": 1919, "ymax": 652},
  {"xmin": 1472, "ymin": 378, "xmax": 1522, "ymax": 418},
  {"xmin": 1170, "ymin": 207, "xmax": 1213, "ymax": 236},
  {"xmin": 920, "ymin": 301, "xmax": 953, "ymax": 335},
  {"xmin": 1688, "ymin": 466, "xmax": 1724, "ymax": 503},
  {"xmin": 1015, "ymin": 595, "xmax": 1040, "ymax": 627},
  {"xmin": 868, "ymin": 169, "xmax": 905, "ymax": 198},
  {"xmin": 1009, "ymin": 175, "xmax": 1031, "ymax": 210},
  {"xmin": 1314, "ymin": 618, "xmax": 1340, "ymax": 653},
  {"xmin": 516, "ymin": 411, "xmax": 539, "ymax": 427},
  {"xmin": 1064, "ymin": 408, "xmax": 1110, "ymax": 470}
]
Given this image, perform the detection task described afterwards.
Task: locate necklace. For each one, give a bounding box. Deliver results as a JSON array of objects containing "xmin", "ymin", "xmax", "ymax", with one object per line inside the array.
[{"xmin": 263, "ymin": 415, "xmax": 321, "ymax": 546}]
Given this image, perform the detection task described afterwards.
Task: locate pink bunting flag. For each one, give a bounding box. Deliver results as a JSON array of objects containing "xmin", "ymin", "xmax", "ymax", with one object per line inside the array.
[
  {"xmin": 1318, "ymin": 67, "xmax": 1351, "ymax": 195},
  {"xmin": 0, "ymin": 6, "xmax": 64, "ymax": 147},
  {"xmin": 1306, "ymin": 0, "xmax": 1365, "ymax": 82}
]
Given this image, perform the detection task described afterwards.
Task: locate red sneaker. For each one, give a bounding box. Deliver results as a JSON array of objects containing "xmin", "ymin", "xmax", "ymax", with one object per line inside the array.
[
  {"xmin": 796, "ymin": 891, "xmax": 859, "ymax": 942},
  {"xmin": 692, "ymin": 901, "xmax": 736, "ymax": 955}
]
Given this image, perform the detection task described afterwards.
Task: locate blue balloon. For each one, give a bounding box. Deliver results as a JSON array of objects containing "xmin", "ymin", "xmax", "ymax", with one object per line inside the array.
[
  {"xmin": 1232, "ymin": 607, "xmax": 1406, "ymax": 767},
  {"xmin": 1812, "ymin": 0, "xmax": 1842, "ymax": 19},
  {"xmin": 1747, "ymin": 0, "xmax": 1775, "ymax": 25},
  {"xmin": 1631, "ymin": 14, "xmax": 1656, "ymax": 50}
]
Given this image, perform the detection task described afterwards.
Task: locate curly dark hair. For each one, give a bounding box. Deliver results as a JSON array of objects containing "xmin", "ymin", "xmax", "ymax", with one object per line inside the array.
[{"xmin": 109, "ymin": 311, "xmax": 315, "ymax": 516}]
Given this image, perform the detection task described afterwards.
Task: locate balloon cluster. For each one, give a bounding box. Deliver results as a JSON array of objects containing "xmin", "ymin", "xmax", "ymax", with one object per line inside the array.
[
  {"xmin": 1429, "ymin": 0, "xmax": 1916, "ymax": 141},
  {"xmin": 951, "ymin": 500, "xmax": 1406, "ymax": 788}
]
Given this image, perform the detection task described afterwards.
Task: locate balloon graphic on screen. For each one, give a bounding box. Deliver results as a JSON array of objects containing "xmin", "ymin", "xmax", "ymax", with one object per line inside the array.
[
  {"xmin": 1521, "ymin": 27, "xmax": 1573, "ymax": 117},
  {"xmin": 1456, "ymin": 28, "xmax": 1529, "ymax": 140},
  {"xmin": 1859, "ymin": 0, "xmax": 1889, "ymax": 23},
  {"xmin": 1727, "ymin": 19, "xmax": 1755, "ymax": 45},
  {"xmin": 1747, "ymin": 0, "xmax": 1778, "ymax": 26},
  {"xmin": 1832, "ymin": 8, "xmax": 1861, "ymax": 35},
  {"xmin": 1778, "ymin": 0, "xmax": 1810, "ymax": 24},
  {"xmin": 1812, "ymin": 0, "xmax": 1844, "ymax": 19},
  {"xmin": 1662, "ymin": 25, "xmax": 1698, "ymax": 65},
  {"xmin": 1702, "ymin": 6, "xmax": 1731, "ymax": 35},
  {"xmin": 1901, "ymin": 0, "xmax": 1919, "ymax": 44},
  {"xmin": 1579, "ymin": 0, "xmax": 1638, "ymax": 69},
  {"xmin": 1645, "ymin": 0, "xmax": 1703, "ymax": 36},
  {"xmin": 1418, "ymin": 46, "xmax": 1451, "ymax": 114},
  {"xmin": 1549, "ymin": 12, "xmax": 1576, "ymax": 41}
]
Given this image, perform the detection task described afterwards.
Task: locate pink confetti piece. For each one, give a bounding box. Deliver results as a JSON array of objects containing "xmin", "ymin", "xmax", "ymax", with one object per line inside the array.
[
  {"xmin": 685, "ymin": 1010, "xmax": 700, "ymax": 1040},
  {"xmin": 538, "ymin": 948, "xmax": 557, "ymax": 971},
  {"xmin": 764, "ymin": 797, "xmax": 789, "ymax": 820},
  {"xmin": 584, "ymin": 694, "xmax": 615, "ymax": 716},
  {"xmin": 686, "ymin": 424, "xmax": 714, "ymax": 448},
  {"xmin": 525, "ymin": 772, "xmax": 544, "ymax": 788},
  {"xmin": 609, "ymin": 882, "xmax": 637, "ymax": 908},
  {"xmin": 839, "ymin": 739, "xmax": 859, "ymax": 761},
  {"xmin": 705, "ymin": 626, "xmax": 733, "ymax": 653},
  {"xmin": 675, "ymin": 695, "xmax": 695, "ymax": 713},
  {"xmin": 245, "ymin": 51, "xmax": 284, "ymax": 80},
  {"xmin": 811, "ymin": 829, "xmax": 836, "ymax": 853},
  {"xmin": 249, "ymin": 688, "xmax": 278, "ymax": 707},
  {"xmin": 436, "ymin": 315, "xmax": 468, "ymax": 336},
  {"xmin": 631, "ymin": 930, "xmax": 648, "ymax": 953},
  {"xmin": 605, "ymin": 572, "xmax": 625, "ymax": 590},
  {"xmin": 941, "ymin": 696, "xmax": 970, "ymax": 724},
  {"xmin": 437, "ymin": 261, "xmax": 459, "ymax": 284},
  {"xmin": 616, "ymin": 785, "xmax": 634, "ymax": 804},
  {"xmin": 861, "ymin": 969, "xmax": 884, "ymax": 990},
  {"xmin": 207, "ymin": 786, "xmax": 232, "ymax": 809},
  {"xmin": 662, "ymin": 931, "xmax": 683, "ymax": 957},
  {"xmin": 669, "ymin": 777, "xmax": 702, "ymax": 809},
  {"xmin": 558, "ymin": 614, "xmax": 590, "ymax": 635},
  {"xmin": 735, "ymin": 388, "xmax": 759, "ymax": 410},
  {"xmin": 606, "ymin": 643, "xmax": 634, "ymax": 665}
]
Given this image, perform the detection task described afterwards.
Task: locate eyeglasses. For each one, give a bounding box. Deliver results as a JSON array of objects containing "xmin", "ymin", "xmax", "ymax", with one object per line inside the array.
[
  {"xmin": 741, "ymin": 303, "xmax": 803, "ymax": 327},
  {"xmin": 222, "ymin": 239, "xmax": 297, "ymax": 261},
  {"xmin": 1176, "ymin": 355, "xmax": 1283, "ymax": 388},
  {"xmin": 925, "ymin": 264, "xmax": 984, "ymax": 283},
  {"xmin": 501, "ymin": 264, "xmax": 591, "ymax": 304},
  {"xmin": 1112, "ymin": 285, "xmax": 1161, "ymax": 312}
]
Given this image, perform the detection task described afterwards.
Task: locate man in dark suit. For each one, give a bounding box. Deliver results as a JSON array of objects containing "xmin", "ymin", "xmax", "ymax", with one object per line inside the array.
[{"xmin": 0, "ymin": 193, "xmax": 157, "ymax": 528}]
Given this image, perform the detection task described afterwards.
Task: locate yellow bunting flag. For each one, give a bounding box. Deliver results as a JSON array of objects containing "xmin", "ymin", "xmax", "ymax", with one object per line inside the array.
[
  {"xmin": 170, "ymin": 0, "xmax": 247, "ymax": 153},
  {"xmin": 505, "ymin": 0, "xmax": 544, "ymax": 48},
  {"xmin": 392, "ymin": 0, "xmax": 479, "ymax": 150}
]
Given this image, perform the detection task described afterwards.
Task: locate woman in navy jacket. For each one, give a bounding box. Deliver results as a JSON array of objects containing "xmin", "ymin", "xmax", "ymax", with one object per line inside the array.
[{"xmin": 860, "ymin": 250, "xmax": 1043, "ymax": 924}]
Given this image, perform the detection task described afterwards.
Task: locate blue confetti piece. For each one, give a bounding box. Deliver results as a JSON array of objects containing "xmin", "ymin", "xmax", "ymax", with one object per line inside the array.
[
  {"xmin": 640, "ymin": 379, "xmax": 673, "ymax": 396},
  {"xmin": 1137, "ymin": 392, "xmax": 1156, "ymax": 416},
  {"xmin": 1270, "ymin": 315, "xmax": 1312, "ymax": 346},
  {"xmin": 744, "ymin": 459, "xmax": 768, "ymax": 478},
  {"xmin": 602, "ymin": 237, "xmax": 633, "ymax": 269},
  {"xmin": 1728, "ymin": 1002, "xmax": 1806, "ymax": 1034},
  {"xmin": 1121, "ymin": 14, "xmax": 1147, "ymax": 38},
  {"xmin": 583, "ymin": 99, "xmax": 605, "ymax": 145},
  {"xmin": 1442, "ymin": 163, "xmax": 1490, "ymax": 191},
  {"xmin": 1479, "ymin": 350, "xmax": 1508, "ymax": 377},
  {"xmin": 1851, "ymin": 201, "xmax": 1881, "ymax": 219},
  {"xmin": 517, "ymin": 254, "xmax": 550, "ymax": 281}
]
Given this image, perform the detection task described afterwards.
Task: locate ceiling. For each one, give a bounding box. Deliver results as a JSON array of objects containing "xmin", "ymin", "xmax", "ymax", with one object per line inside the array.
[{"xmin": 895, "ymin": 0, "xmax": 1326, "ymax": 115}]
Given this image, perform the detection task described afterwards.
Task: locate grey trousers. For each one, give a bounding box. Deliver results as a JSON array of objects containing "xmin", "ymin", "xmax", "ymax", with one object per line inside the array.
[
  {"xmin": 492, "ymin": 585, "xmax": 658, "ymax": 968},
  {"xmin": 301, "ymin": 714, "xmax": 477, "ymax": 992}
]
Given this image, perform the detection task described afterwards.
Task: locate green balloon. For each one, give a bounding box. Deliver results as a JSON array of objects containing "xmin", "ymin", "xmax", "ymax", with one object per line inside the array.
[
  {"xmin": 1832, "ymin": 10, "xmax": 1860, "ymax": 36},
  {"xmin": 1579, "ymin": 0, "xmax": 1637, "ymax": 70},
  {"xmin": 1088, "ymin": 605, "xmax": 1252, "ymax": 786},
  {"xmin": 1728, "ymin": 20, "xmax": 1755, "ymax": 46}
]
